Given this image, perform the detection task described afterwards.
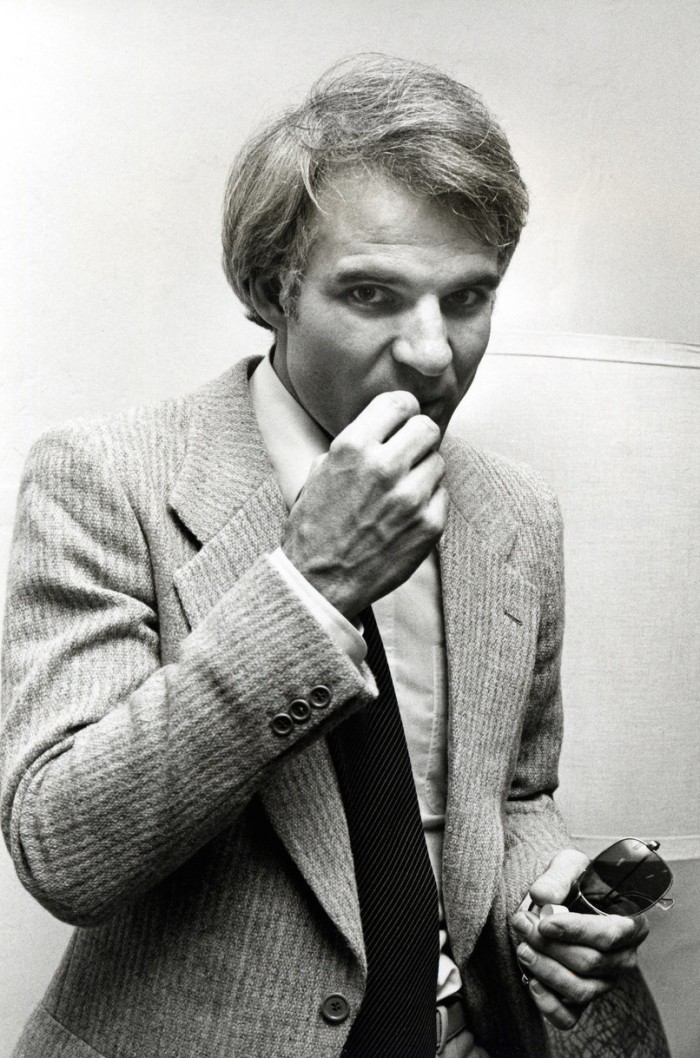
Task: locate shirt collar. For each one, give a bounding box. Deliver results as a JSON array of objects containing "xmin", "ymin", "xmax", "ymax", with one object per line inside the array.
[{"xmin": 248, "ymin": 352, "xmax": 330, "ymax": 509}]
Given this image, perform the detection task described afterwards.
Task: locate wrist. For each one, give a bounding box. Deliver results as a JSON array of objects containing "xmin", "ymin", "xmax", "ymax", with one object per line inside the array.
[
  {"xmin": 270, "ymin": 548, "xmax": 366, "ymax": 668},
  {"xmin": 280, "ymin": 541, "xmax": 358, "ymax": 618}
]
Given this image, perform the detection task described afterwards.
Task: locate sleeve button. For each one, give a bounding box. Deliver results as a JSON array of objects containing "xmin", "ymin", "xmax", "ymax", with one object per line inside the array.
[
  {"xmin": 309, "ymin": 685, "xmax": 332, "ymax": 709},
  {"xmin": 270, "ymin": 712, "xmax": 294, "ymax": 736},
  {"xmin": 320, "ymin": 993, "xmax": 350, "ymax": 1024},
  {"xmin": 290, "ymin": 698, "xmax": 312, "ymax": 723}
]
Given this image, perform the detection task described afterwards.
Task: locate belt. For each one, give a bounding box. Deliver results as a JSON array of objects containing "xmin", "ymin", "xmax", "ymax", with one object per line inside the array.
[{"xmin": 436, "ymin": 994, "xmax": 467, "ymax": 1055}]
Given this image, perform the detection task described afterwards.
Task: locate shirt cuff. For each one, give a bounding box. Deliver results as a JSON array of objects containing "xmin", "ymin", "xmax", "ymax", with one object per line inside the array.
[{"xmin": 269, "ymin": 548, "xmax": 367, "ymax": 671}]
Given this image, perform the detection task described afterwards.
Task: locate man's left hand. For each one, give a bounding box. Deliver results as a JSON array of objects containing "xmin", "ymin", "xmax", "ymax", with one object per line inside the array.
[{"xmin": 512, "ymin": 849, "xmax": 649, "ymax": 1030}]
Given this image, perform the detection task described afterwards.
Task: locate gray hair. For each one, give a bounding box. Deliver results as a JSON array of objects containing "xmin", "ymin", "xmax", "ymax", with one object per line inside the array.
[{"xmin": 222, "ymin": 54, "xmax": 528, "ymax": 329}]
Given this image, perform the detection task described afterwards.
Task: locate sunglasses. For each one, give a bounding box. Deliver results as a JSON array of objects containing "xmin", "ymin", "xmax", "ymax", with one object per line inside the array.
[{"xmin": 564, "ymin": 838, "xmax": 674, "ymax": 917}]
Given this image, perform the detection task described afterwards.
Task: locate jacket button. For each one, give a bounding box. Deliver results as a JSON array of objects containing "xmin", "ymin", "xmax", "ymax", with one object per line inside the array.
[
  {"xmin": 270, "ymin": 712, "xmax": 294, "ymax": 736},
  {"xmin": 320, "ymin": 993, "xmax": 350, "ymax": 1024},
  {"xmin": 290, "ymin": 698, "xmax": 312, "ymax": 723},
  {"xmin": 309, "ymin": 685, "xmax": 332, "ymax": 709}
]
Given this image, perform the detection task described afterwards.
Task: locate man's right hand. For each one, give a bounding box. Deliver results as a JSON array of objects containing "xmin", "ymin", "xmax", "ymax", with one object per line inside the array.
[{"xmin": 281, "ymin": 391, "xmax": 448, "ymax": 620}]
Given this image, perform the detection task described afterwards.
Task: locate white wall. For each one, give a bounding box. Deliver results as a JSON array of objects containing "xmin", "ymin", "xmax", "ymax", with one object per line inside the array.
[
  {"xmin": 1, "ymin": 1, "xmax": 698, "ymax": 1054},
  {"xmin": 454, "ymin": 335, "xmax": 700, "ymax": 1058}
]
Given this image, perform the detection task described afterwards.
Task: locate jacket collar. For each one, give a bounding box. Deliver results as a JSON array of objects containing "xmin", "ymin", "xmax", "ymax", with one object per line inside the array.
[
  {"xmin": 437, "ymin": 440, "xmax": 538, "ymax": 964},
  {"xmin": 439, "ymin": 434, "xmax": 519, "ymax": 562},
  {"xmin": 169, "ymin": 355, "xmax": 273, "ymax": 543}
]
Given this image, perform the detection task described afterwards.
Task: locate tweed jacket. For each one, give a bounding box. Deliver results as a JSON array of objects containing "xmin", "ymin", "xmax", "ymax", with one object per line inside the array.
[{"xmin": 1, "ymin": 355, "xmax": 573, "ymax": 1058}]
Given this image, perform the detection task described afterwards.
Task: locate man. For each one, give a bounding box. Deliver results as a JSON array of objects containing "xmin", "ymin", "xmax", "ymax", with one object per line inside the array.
[{"xmin": 1, "ymin": 56, "xmax": 666, "ymax": 1058}]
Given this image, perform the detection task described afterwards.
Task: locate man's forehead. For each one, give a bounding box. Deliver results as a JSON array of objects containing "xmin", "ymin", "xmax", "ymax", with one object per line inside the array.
[{"xmin": 308, "ymin": 169, "xmax": 497, "ymax": 269}]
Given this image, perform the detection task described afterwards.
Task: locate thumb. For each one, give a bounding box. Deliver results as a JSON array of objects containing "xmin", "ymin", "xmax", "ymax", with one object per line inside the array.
[{"xmin": 529, "ymin": 848, "xmax": 589, "ymax": 906}]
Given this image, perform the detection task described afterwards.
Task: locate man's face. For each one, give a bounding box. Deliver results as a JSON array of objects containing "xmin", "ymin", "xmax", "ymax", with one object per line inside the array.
[{"xmin": 273, "ymin": 171, "xmax": 501, "ymax": 438}]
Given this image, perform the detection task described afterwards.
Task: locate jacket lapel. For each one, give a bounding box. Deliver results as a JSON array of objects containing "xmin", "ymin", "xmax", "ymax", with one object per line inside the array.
[
  {"xmin": 169, "ymin": 371, "xmax": 540, "ymax": 973},
  {"xmin": 170, "ymin": 357, "xmax": 364, "ymax": 971},
  {"xmin": 438, "ymin": 438, "xmax": 540, "ymax": 965}
]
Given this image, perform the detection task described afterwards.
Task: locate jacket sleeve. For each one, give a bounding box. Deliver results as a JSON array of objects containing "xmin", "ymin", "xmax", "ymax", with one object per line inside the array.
[
  {"xmin": 0, "ymin": 426, "xmax": 375, "ymax": 927},
  {"xmin": 502, "ymin": 480, "xmax": 572, "ymax": 915}
]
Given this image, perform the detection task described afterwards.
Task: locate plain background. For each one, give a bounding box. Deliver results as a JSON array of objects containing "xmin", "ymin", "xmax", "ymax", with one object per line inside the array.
[{"xmin": 1, "ymin": 1, "xmax": 698, "ymax": 1055}]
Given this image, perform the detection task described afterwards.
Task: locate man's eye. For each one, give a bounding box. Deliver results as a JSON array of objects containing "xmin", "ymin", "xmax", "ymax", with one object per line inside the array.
[
  {"xmin": 348, "ymin": 285, "xmax": 388, "ymax": 306},
  {"xmin": 444, "ymin": 288, "xmax": 486, "ymax": 311}
]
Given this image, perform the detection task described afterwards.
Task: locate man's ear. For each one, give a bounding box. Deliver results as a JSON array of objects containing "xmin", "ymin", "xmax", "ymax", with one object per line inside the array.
[{"xmin": 249, "ymin": 275, "xmax": 287, "ymax": 331}]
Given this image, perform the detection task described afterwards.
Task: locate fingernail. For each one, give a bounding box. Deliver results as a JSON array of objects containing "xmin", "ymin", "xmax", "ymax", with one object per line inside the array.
[
  {"xmin": 512, "ymin": 911, "xmax": 537, "ymax": 934},
  {"xmin": 539, "ymin": 918, "xmax": 564, "ymax": 936},
  {"xmin": 541, "ymin": 903, "xmax": 570, "ymax": 917},
  {"xmin": 517, "ymin": 943, "xmax": 535, "ymax": 965},
  {"xmin": 530, "ymin": 979, "xmax": 545, "ymax": 996},
  {"xmin": 511, "ymin": 912, "xmax": 529, "ymax": 933}
]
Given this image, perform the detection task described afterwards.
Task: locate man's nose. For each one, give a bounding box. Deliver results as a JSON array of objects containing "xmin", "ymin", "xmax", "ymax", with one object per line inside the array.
[{"xmin": 390, "ymin": 298, "xmax": 452, "ymax": 376}]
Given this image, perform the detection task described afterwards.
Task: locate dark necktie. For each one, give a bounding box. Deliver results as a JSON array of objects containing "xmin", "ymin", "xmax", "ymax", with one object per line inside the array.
[{"xmin": 327, "ymin": 606, "xmax": 440, "ymax": 1058}]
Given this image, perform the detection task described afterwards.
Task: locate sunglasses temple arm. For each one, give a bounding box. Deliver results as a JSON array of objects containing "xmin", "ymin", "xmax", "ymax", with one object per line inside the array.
[{"xmin": 562, "ymin": 882, "xmax": 589, "ymax": 913}]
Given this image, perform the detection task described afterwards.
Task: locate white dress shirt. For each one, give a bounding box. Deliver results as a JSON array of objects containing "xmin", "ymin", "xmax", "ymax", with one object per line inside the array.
[{"xmin": 249, "ymin": 353, "xmax": 463, "ymax": 1003}]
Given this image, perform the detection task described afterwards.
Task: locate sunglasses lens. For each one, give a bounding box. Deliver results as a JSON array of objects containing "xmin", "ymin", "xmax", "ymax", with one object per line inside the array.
[{"xmin": 579, "ymin": 839, "xmax": 673, "ymax": 915}]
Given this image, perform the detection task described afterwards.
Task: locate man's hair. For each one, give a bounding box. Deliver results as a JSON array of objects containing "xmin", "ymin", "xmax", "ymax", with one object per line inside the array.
[{"xmin": 221, "ymin": 54, "xmax": 528, "ymax": 330}]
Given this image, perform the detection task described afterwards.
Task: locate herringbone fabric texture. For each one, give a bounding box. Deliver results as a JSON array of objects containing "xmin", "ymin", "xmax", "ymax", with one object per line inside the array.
[
  {"xmin": 0, "ymin": 358, "xmax": 582, "ymax": 1057},
  {"xmin": 328, "ymin": 606, "xmax": 440, "ymax": 1058}
]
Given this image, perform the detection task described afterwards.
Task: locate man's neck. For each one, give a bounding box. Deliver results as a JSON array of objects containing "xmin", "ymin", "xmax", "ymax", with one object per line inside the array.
[{"xmin": 269, "ymin": 342, "xmax": 333, "ymax": 442}]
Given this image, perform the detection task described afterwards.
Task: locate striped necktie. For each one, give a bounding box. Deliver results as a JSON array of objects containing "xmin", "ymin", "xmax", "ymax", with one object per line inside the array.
[{"xmin": 328, "ymin": 605, "xmax": 440, "ymax": 1058}]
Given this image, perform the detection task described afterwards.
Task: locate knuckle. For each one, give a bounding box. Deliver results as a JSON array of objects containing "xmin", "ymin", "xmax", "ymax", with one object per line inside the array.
[
  {"xmin": 434, "ymin": 481, "xmax": 449, "ymax": 503},
  {"xmin": 418, "ymin": 413, "xmax": 441, "ymax": 439},
  {"xmin": 605, "ymin": 921, "xmax": 630, "ymax": 950},
  {"xmin": 533, "ymin": 987, "xmax": 580, "ymax": 1031},
  {"xmin": 393, "ymin": 484, "xmax": 418, "ymax": 515},
  {"xmin": 421, "ymin": 510, "xmax": 444, "ymax": 537},
  {"xmin": 330, "ymin": 435, "xmax": 359, "ymax": 459},
  {"xmin": 430, "ymin": 452, "xmax": 446, "ymax": 478},
  {"xmin": 573, "ymin": 923, "xmax": 595, "ymax": 946},
  {"xmin": 529, "ymin": 982, "xmax": 552, "ymax": 1011},
  {"xmin": 370, "ymin": 454, "xmax": 396, "ymax": 486},
  {"xmin": 567, "ymin": 978, "xmax": 597, "ymax": 1006},
  {"xmin": 635, "ymin": 917, "xmax": 650, "ymax": 943},
  {"xmin": 604, "ymin": 949, "xmax": 637, "ymax": 977},
  {"xmin": 422, "ymin": 500, "xmax": 447, "ymax": 536},
  {"xmin": 387, "ymin": 390, "xmax": 419, "ymax": 415},
  {"xmin": 577, "ymin": 948, "xmax": 605, "ymax": 976}
]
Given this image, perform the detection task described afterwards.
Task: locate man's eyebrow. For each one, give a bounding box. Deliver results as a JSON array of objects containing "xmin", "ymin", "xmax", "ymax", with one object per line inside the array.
[
  {"xmin": 331, "ymin": 265, "xmax": 409, "ymax": 285},
  {"xmin": 457, "ymin": 271, "xmax": 502, "ymax": 291},
  {"xmin": 331, "ymin": 265, "xmax": 502, "ymax": 289}
]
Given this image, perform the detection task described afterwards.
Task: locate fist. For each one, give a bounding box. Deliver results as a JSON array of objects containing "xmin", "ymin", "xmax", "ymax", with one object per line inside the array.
[
  {"xmin": 281, "ymin": 391, "xmax": 448, "ymax": 618},
  {"xmin": 513, "ymin": 849, "xmax": 649, "ymax": 1030}
]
